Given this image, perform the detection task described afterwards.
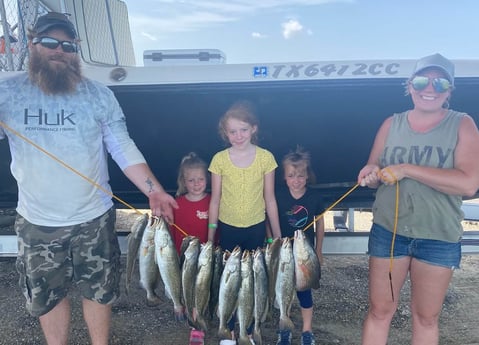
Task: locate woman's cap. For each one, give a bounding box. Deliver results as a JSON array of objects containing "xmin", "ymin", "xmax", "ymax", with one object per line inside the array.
[
  {"xmin": 412, "ymin": 53, "xmax": 454, "ymax": 85},
  {"xmin": 33, "ymin": 12, "xmax": 77, "ymax": 39}
]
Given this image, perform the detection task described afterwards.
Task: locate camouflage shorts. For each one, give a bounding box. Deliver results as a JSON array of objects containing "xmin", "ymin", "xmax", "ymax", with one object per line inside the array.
[{"xmin": 15, "ymin": 207, "xmax": 121, "ymax": 317}]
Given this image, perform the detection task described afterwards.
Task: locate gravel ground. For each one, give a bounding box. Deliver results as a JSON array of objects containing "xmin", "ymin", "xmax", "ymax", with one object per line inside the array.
[
  {"xmin": 1, "ymin": 210, "xmax": 479, "ymax": 344},
  {"xmin": 1, "ymin": 253, "xmax": 479, "ymax": 344}
]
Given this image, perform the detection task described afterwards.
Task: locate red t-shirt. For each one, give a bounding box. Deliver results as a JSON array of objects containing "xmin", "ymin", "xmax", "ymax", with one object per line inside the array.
[{"xmin": 171, "ymin": 194, "xmax": 211, "ymax": 254}]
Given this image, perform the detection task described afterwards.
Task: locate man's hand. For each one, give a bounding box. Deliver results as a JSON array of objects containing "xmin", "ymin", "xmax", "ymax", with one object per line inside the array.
[{"xmin": 148, "ymin": 190, "xmax": 178, "ymax": 223}]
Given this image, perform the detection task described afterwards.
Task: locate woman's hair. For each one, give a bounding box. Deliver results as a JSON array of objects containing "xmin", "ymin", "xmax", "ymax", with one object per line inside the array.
[
  {"xmin": 218, "ymin": 100, "xmax": 259, "ymax": 144},
  {"xmin": 176, "ymin": 152, "xmax": 208, "ymax": 196},
  {"xmin": 282, "ymin": 146, "xmax": 317, "ymax": 185}
]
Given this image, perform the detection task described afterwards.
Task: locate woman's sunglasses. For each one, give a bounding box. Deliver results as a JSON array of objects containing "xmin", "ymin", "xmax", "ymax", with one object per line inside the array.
[
  {"xmin": 32, "ymin": 36, "xmax": 78, "ymax": 53},
  {"xmin": 410, "ymin": 75, "xmax": 451, "ymax": 93}
]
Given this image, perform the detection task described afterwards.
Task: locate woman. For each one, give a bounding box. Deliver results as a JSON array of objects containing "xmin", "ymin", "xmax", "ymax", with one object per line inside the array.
[{"xmin": 357, "ymin": 53, "xmax": 479, "ymax": 345}]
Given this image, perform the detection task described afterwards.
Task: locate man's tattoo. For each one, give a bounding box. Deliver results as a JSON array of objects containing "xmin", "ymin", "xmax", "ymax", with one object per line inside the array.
[{"xmin": 145, "ymin": 177, "xmax": 155, "ymax": 193}]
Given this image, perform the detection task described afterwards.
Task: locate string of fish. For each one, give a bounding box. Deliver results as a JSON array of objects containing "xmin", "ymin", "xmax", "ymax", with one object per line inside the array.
[{"xmin": 0, "ymin": 120, "xmax": 399, "ymax": 301}]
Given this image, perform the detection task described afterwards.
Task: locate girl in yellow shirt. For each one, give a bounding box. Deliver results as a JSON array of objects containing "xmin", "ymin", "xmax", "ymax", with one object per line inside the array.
[
  {"xmin": 208, "ymin": 100, "xmax": 281, "ymax": 248},
  {"xmin": 208, "ymin": 100, "xmax": 282, "ymax": 344}
]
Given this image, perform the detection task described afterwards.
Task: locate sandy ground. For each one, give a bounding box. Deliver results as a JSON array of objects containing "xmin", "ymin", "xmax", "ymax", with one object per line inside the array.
[
  {"xmin": 0, "ymin": 210, "xmax": 478, "ymax": 345},
  {"xmin": 1, "ymin": 254, "xmax": 479, "ymax": 345}
]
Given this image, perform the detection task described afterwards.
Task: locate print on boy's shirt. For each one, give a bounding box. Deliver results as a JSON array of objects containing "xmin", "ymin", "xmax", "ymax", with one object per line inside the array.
[
  {"xmin": 196, "ymin": 210, "xmax": 208, "ymax": 220},
  {"xmin": 286, "ymin": 205, "xmax": 309, "ymax": 228}
]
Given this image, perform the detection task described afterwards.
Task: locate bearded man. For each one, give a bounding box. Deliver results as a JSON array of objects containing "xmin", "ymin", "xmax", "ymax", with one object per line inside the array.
[{"xmin": 0, "ymin": 12, "xmax": 177, "ymax": 345}]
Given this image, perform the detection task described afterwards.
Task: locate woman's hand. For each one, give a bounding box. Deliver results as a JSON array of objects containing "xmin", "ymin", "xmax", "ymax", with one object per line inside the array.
[{"xmin": 358, "ymin": 164, "xmax": 381, "ymax": 188}]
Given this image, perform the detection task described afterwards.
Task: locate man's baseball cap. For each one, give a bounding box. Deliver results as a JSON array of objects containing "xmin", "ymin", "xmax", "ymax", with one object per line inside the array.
[
  {"xmin": 411, "ymin": 53, "xmax": 455, "ymax": 86},
  {"xmin": 33, "ymin": 12, "xmax": 77, "ymax": 39}
]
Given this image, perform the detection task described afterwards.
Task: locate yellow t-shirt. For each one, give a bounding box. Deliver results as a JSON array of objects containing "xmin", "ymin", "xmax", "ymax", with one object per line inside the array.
[{"xmin": 209, "ymin": 146, "xmax": 278, "ymax": 227}]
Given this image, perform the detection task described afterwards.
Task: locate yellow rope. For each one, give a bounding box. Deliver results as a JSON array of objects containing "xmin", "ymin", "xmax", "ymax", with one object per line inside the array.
[
  {"xmin": 302, "ymin": 183, "xmax": 360, "ymax": 233},
  {"xmin": 170, "ymin": 222, "xmax": 189, "ymax": 238},
  {"xmin": 0, "ymin": 120, "xmax": 144, "ymax": 215},
  {"xmin": 0, "ymin": 120, "xmax": 196, "ymax": 237},
  {"xmin": 378, "ymin": 167, "xmax": 399, "ymax": 302},
  {"xmin": 0, "ymin": 121, "xmax": 400, "ymax": 258},
  {"xmin": 300, "ymin": 169, "xmax": 400, "ymax": 302}
]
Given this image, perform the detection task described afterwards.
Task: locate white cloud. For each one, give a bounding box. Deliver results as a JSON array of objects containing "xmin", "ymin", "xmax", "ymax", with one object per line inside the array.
[
  {"xmin": 252, "ymin": 32, "xmax": 268, "ymax": 39},
  {"xmin": 140, "ymin": 32, "xmax": 158, "ymax": 41},
  {"xmin": 282, "ymin": 19, "xmax": 304, "ymax": 39},
  {"xmin": 124, "ymin": 0, "xmax": 351, "ymax": 63},
  {"xmin": 130, "ymin": 11, "xmax": 235, "ymax": 35},
  {"xmin": 146, "ymin": 0, "xmax": 349, "ymax": 15},
  {"xmin": 126, "ymin": 0, "xmax": 352, "ymax": 35}
]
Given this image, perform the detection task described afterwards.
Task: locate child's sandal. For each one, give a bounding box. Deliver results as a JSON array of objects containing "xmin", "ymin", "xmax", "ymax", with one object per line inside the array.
[{"xmin": 189, "ymin": 329, "xmax": 205, "ymax": 345}]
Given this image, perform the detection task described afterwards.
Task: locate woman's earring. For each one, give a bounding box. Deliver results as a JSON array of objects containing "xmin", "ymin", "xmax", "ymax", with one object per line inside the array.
[{"xmin": 442, "ymin": 98, "xmax": 450, "ymax": 109}]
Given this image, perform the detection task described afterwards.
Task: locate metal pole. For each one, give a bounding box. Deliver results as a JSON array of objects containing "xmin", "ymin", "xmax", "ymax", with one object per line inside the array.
[
  {"xmin": 0, "ymin": 0, "xmax": 15, "ymax": 70},
  {"xmin": 348, "ymin": 208, "xmax": 355, "ymax": 231}
]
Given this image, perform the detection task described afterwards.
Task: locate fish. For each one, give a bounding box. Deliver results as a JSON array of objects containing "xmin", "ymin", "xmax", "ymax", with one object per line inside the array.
[
  {"xmin": 154, "ymin": 216, "xmax": 185, "ymax": 321},
  {"xmin": 208, "ymin": 245, "xmax": 224, "ymax": 320},
  {"xmin": 138, "ymin": 215, "xmax": 162, "ymax": 305},
  {"xmin": 194, "ymin": 240, "xmax": 214, "ymax": 331},
  {"xmin": 293, "ymin": 229, "xmax": 321, "ymax": 291},
  {"xmin": 181, "ymin": 236, "xmax": 200, "ymax": 325},
  {"xmin": 179, "ymin": 235, "xmax": 195, "ymax": 268},
  {"xmin": 125, "ymin": 212, "xmax": 148, "ymax": 295},
  {"xmin": 237, "ymin": 250, "xmax": 255, "ymax": 345},
  {"xmin": 252, "ymin": 248, "xmax": 269, "ymax": 345},
  {"xmin": 275, "ymin": 237, "xmax": 295, "ymax": 331},
  {"xmin": 217, "ymin": 246, "xmax": 242, "ymax": 340},
  {"xmin": 265, "ymin": 237, "xmax": 281, "ymax": 315}
]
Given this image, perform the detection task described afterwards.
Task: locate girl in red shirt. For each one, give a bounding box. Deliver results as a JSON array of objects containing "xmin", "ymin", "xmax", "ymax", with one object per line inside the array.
[
  {"xmin": 172, "ymin": 152, "xmax": 211, "ymax": 254},
  {"xmin": 172, "ymin": 152, "xmax": 211, "ymax": 345}
]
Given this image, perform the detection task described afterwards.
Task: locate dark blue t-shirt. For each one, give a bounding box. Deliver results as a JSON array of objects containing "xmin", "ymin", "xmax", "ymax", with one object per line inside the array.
[{"xmin": 276, "ymin": 186, "xmax": 325, "ymax": 246}]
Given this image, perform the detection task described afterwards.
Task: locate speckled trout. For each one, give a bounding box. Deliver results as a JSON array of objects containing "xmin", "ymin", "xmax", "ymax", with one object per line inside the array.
[
  {"xmin": 181, "ymin": 236, "xmax": 200, "ymax": 325},
  {"xmin": 194, "ymin": 240, "xmax": 214, "ymax": 331},
  {"xmin": 265, "ymin": 237, "xmax": 281, "ymax": 316},
  {"xmin": 293, "ymin": 229, "xmax": 321, "ymax": 291},
  {"xmin": 253, "ymin": 248, "xmax": 269, "ymax": 345},
  {"xmin": 154, "ymin": 216, "xmax": 185, "ymax": 321},
  {"xmin": 237, "ymin": 250, "xmax": 254, "ymax": 345},
  {"xmin": 275, "ymin": 237, "xmax": 295, "ymax": 331},
  {"xmin": 217, "ymin": 246, "xmax": 242, "ymax": 340},
  {"xmin": 138, "ymin": 215, "xmax": 161, "ymax": 305},
  {"xmin": 125, "ymin": 213, "xmax": 148, "ymax": 295},
  {"xmin": 208, "ymin": 245, "xmax": 224, "ymax": 320}
]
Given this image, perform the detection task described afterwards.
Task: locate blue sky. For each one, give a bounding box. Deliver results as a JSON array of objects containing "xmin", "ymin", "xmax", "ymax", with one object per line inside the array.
[{"xmin": 123, "ymin": 0, "xmax": 479, "ymax": 66}]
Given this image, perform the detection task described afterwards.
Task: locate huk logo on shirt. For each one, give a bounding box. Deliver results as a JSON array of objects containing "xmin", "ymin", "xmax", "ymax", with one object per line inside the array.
[{"xmin": 24, "ymin": 108, "xmax": 76, "ymax": 126}]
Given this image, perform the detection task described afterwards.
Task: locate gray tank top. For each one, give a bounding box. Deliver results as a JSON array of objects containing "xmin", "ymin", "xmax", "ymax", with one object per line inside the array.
[{"xmin": 373, "ymin": 110, "xmax": 464, "ymax": 242}]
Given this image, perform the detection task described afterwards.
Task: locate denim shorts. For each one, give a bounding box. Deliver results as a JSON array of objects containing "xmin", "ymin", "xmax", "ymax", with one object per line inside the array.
[{"xmin": 368, "ymin": 223, "xmax": 461, "ymax": 269}]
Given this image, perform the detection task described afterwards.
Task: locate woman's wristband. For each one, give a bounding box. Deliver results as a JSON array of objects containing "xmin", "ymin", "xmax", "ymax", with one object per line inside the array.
[
  {"xmin": 208, "ymin": 223, "xmax": 218, "ymax": 229},
  {"xmin": 266, "ymin": 237, "xmax": 273, "ymax": 244}
]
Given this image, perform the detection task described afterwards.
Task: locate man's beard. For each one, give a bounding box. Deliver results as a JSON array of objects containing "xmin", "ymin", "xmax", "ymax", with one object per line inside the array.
[{"xmin": 28, "ymin": 49, "xmax": 82, "ymax": 95}]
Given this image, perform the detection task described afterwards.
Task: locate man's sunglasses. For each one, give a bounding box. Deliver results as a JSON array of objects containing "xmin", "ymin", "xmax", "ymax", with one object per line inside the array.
[
  {"xmin": 410, "ymin": 75, "xmax": 452, "ymax": 93},
  {"xmin": 32, "ymin": 36, "xmax": 78, "ymax": 53}
]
